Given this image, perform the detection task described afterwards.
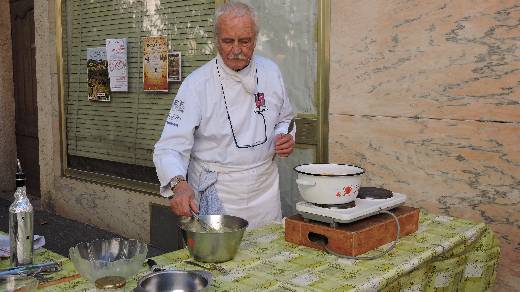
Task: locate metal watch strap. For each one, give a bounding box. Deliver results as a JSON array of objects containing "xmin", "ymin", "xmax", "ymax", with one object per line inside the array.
[{"xmin": 167, "ymin": 175, "xmax": 185, "ymax": 200}]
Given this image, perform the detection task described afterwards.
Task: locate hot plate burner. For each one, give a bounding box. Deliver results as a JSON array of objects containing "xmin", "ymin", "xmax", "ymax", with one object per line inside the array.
[
  {"xmin": 357, "ymin": 187, "xmax": 393, "ymax": 199},
  {"xmin": 314, "ymin": 201, "xmax": 356, "ymax": 209},
  {"xmin": 296, "ymin": 192, "xmax": 407, "ymax": 225}
]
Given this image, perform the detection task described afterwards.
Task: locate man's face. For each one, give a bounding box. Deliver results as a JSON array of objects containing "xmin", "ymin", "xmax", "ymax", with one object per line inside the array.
[{"xmin": 216, "ymin": 13, "xmax": 256, "ymax": 71}]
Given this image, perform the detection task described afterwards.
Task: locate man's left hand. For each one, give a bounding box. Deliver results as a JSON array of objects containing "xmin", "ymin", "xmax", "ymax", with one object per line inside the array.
[{"xmin": 275, "ymin": 134, "xmax": 294, "ymax": 158}]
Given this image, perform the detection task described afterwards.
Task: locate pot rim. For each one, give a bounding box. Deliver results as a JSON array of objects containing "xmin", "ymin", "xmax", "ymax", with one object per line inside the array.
[
  {"xmin": 68, "ymin": 238, "xmax": 148, "ymax": 261},
  {"xmin": 178, "ymin": 214, "xmax": 248, "ymax": 233},
  {"xmin": 293, "ymin": 163, "xmax": 365, "ymax": 177},
  {"xmin": 136, "ymin": 270, "xmax": 209, "ymax": 290}
]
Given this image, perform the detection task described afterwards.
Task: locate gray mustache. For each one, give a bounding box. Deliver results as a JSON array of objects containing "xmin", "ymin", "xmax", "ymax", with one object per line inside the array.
[{"xmin": 229, "ymin": 53, "xmax": 247, "ymax": 60}]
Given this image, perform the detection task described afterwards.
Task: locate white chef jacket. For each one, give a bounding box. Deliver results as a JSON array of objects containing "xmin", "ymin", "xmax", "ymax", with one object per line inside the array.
[{"xmin": 153, "ymin": 54, "xmax": 295, "ymax": 228}]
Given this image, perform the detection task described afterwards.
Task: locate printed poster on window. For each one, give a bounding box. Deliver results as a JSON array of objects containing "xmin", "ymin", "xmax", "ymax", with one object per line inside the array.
[
  {"xmin": 87, "ymin": 47, "xmax": 110, "ymax": 101},
  {"xmin": 143, "ymin": 36, "xmax": 168, "ymax": 92},
  {"xmin": 106, "ymin": 38, "xmax": 128, "ymax": 92},
  {"xmin": 168, "ymin": 52, "xmax": 182, "ymax": 82}
]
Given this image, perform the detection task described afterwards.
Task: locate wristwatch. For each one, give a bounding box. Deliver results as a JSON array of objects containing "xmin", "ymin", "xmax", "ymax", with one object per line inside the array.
[{"xmin": 167, "ymin": 175, "xmax": 186, "ymax": 200}]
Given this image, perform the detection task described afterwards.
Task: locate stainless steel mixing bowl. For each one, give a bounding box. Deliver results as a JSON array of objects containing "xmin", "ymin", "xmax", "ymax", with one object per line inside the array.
[
  {"xmin": 179, "ymin": 215, "xmax": 248, "ymax": 263},
  {"xmin": 134, "ymin": 270, "xmax": 210, "ymax": 292}
]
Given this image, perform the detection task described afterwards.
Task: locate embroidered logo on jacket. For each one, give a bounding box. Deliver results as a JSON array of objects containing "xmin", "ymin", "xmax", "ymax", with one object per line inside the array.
[
  {"xmin": 254, "ymin": 92, "xmax": 266, "ymax": 113},
  {"xmin": 166, "ymin": 99, "xmax": 185, "ymax": 127}
]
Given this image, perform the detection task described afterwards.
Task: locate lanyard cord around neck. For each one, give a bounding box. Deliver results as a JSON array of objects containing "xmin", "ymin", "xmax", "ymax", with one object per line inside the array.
[{"xmin": 215, "ymin": 58, "xmax": 267, "ymax": 149}]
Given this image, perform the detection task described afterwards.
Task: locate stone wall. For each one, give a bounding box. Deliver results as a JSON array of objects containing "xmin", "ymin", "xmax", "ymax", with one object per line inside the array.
[
  {"xmin": 0, "ymin": 1, "xmax": 16, "ymax": 195},
  {"xmin": 329, "ymin": 0, "xmax": 519, "ymax": 290},
  {"xmin": 35, "ymin": 0, "xmax": 59, "ymax": 207}
]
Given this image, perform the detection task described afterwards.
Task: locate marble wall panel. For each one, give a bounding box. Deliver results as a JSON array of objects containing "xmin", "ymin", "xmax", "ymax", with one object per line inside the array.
[
  {"xmin": 329, "ymin": 115, "xmax": 519, "ymax": 217},
  {"xmin": 329, "ymin": 115, "xmax": 520, "ymax": 290},
  {"xmin": 331, "ymin": 0, "xmax": 520, "ymax": 122},
  {"xmin": 330, "ymin": 0, "xmax": 520, "ymax": 289}
]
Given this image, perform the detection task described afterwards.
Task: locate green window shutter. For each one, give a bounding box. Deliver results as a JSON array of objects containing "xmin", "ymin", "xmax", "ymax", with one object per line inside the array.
[{"xmin": 64, "ymin": 0, "xmax": 216, "ymax": 169}]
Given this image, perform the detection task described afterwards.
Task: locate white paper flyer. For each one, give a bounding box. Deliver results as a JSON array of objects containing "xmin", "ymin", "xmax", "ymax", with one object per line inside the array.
[{"xmin": 106, "ymin": 38, "xmax": 128, "ymax": 92}]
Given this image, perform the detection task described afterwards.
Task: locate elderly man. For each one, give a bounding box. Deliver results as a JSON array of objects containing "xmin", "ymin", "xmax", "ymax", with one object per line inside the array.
[{"xmin": 153, "ymin": 1, "xmax": 295, "ymax": 229}]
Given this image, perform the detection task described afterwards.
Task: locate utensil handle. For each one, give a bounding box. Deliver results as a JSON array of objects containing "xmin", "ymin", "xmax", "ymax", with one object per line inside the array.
[
  {"xmin": 296, "ymin": 179, "xmax": 316, "ymax": 186},
  {"xmin": 146, "ymin": 258, "xmax": 163, "ymax": 272},
  {"xmin": 184, "ymin": 260, "xmax": 207, "ymax": 270},
  {"xmin": 0, "ymin": 261, "xmax": 60, "ymax": 276},
  {"xmin": 287, "ymin": 118, "xmax": 295, "ymax": 134},
  {"xmin": 190, "ymin": 210, "xmax": 214, "ymax": 232}
]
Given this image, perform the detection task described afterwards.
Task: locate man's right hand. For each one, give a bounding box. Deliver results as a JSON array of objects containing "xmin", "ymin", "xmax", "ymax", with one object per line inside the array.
[{"xmin": 169, "ymin": 181, "xmax": 198, "ymax": 217}]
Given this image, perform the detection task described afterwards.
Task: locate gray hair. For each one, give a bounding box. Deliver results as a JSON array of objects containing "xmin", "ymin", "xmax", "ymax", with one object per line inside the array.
[{"xmin": 214, "ymin": 1, "xmax": 259, "ymax": 36}]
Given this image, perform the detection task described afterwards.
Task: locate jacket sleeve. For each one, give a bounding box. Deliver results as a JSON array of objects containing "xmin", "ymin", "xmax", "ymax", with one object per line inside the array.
[
  {"xmin": 153, "ymin": 80, "xmax": 201, "ymax": 197},
  {"xmin": 273, "ymin": 67, "xmax": 296, "ymax": 139}
]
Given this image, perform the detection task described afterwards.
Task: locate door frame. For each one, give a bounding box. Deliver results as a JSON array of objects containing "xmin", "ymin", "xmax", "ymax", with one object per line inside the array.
[
  {"xmin": 11, "ymin": 0, "xmax": 40, "ymax": 196},
  {"xmin": 316, "ymin": 0, "xmax": 330, "ymax": 163}
]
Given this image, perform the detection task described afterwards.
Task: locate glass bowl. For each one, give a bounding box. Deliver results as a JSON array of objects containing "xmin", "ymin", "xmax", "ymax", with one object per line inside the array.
[
  {"xmin": 0, "ymin": 275, "xmax": 38, "ymax": 292},
  {"xmin": 69, "ymin": 238, "xmax": 148, "ymax": 284}
]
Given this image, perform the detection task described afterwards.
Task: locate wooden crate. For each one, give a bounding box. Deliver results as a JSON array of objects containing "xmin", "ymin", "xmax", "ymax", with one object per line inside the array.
[{"xmin": 285, "ymin": 206, "xmax": 419, "ymax": 256}]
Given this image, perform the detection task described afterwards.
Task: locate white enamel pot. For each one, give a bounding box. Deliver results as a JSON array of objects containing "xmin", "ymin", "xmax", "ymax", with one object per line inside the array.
[{"xmin": 294, "ymin": 164, "xmax": 365, "ymax": 204}]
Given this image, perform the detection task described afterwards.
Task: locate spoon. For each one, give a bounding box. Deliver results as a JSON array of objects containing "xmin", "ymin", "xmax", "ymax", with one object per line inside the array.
[{"xmin": 190, "ymin": 210, "xmax": 216, "ymax": 232}]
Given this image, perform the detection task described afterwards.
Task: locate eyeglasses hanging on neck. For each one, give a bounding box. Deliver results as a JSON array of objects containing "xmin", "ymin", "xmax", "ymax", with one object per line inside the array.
[{"xmin": 216, "ymin": 59, "xmax": 268, "ymax": 149}]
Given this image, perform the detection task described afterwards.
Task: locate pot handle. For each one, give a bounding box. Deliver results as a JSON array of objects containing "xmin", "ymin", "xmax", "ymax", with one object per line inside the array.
[
  {"xmin": 296, "ymin": 179, "xmax": 316, "ymax": 186},
  {"xmin": 147, "ymin": 258, "xmax": 163, "ymax": 273}
]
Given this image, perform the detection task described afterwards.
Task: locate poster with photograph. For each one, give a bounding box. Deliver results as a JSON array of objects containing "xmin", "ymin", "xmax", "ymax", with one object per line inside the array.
[
  {"xmin": 87, "ymin": 47, "xmax": 110, "ymax": 101},
  {"xmin": 168, "ymin": 52, "xmax": 182, "ymax": 82},
  {"xmin": 106, "ymin": 38, "xmax": 128, "ymax": 92},
  {"xmin": 143, "ymin": 36, "xmax": 168, "ymax": 92}
]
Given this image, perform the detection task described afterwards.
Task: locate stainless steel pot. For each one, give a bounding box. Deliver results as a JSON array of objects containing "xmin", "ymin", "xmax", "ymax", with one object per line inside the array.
[
  {"xmin": 294, "ymin": 163, "xmax": 365, "ymax": 204},
  {"xmin": 134, "ymin": 259, "xmax": 211, "ymax": 292},
  {"xmin": 179, "ymin": 215, "xmax": 248, "ymax": 263},
  {"xmin": 135, "ymin": 270, "xmax": 209, "ymax": 292}
]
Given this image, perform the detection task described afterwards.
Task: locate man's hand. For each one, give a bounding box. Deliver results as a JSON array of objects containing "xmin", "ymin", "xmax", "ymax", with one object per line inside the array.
[
  {"xmin": 169, "ymin": 181, "xmax": 198, "ymax": 217},
  {"xmin": 275, "ymin": 134, "xmax": 295, "ymax": 158}
]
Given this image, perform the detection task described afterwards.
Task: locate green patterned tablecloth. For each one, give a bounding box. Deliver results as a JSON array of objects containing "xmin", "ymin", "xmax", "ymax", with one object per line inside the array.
[{"xmin": 1, "ymin": 211, "xmax": 500, "ymax": 291}]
